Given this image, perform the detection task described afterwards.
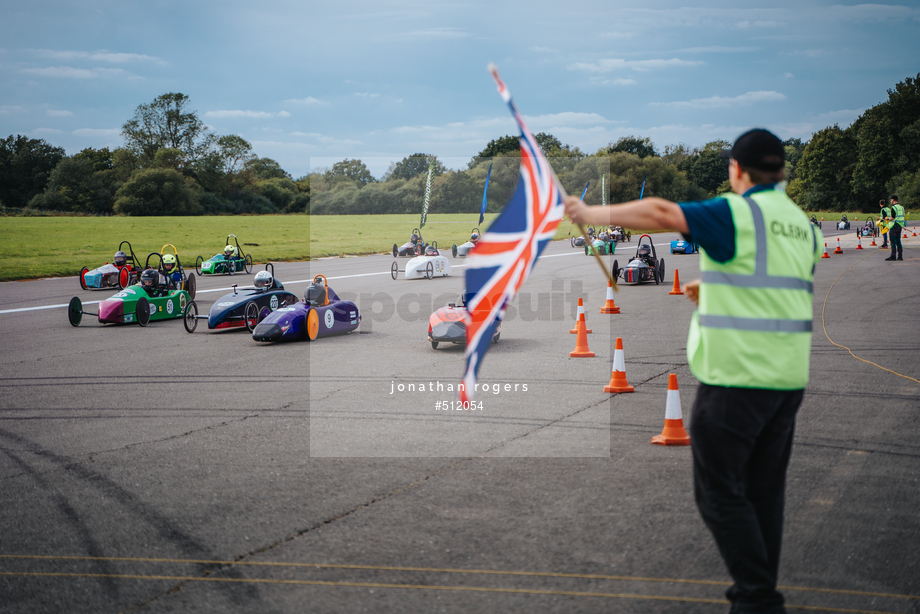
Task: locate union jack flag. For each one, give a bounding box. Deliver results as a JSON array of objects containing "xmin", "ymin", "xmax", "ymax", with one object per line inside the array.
[{"xmin": 460, "ymin": 66, "xmax": 565, "ymax": 402}]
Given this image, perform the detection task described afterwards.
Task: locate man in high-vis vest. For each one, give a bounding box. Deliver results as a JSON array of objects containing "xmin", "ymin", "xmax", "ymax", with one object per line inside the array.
[
  {"xmin": 879, "ymin": 199, "xmax": 892, "ymax": 248},
  {"xmin": 565, "ymin": 129, "xmax": 823, "ymax": 614},
  {"xmin": 886, "ymin": 195, "xmax": 905, "ymax": 261}
]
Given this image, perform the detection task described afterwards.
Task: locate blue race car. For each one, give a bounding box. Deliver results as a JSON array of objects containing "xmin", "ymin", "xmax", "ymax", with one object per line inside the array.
[
  {"xmin": 252, "ymin": 275, "xmax": 361, "ymax": 342},
  {"xmin": 670, "ymin": 239, "xmax": 698, "ymax": 254},
  {"xmin": 182, "ymin": 264, "xmax": 297, "ymax": 333}
]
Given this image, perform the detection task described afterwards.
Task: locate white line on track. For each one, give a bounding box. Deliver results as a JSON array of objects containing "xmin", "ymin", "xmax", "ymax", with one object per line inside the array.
[{"xmin": 0, "ymin": 242, "xmax": 673, "ymax": 315}]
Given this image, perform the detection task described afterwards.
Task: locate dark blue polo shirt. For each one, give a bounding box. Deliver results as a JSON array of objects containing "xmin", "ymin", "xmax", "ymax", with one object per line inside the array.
[{"xmin": 677, "ymin": 184, "xmax": 778, "ymax": 263}]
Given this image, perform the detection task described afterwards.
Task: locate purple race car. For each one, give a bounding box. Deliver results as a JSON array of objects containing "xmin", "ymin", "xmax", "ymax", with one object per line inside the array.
[{"xmin": 251, "ymin": 275, "xmax": 361, "ymax": 342}]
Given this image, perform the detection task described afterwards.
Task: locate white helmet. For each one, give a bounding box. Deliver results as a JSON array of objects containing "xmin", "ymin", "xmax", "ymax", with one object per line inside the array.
[{"xmin": 254, "ymin": 270, "xmax": 273, "ymax": 288}]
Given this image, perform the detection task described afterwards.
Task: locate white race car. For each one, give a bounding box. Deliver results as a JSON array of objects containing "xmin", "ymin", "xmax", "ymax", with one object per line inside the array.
[
  {"xmin": 451, "ymin": 228, "xmax": 480, "ymax": 258},
  {"xmin": 391, "ymin": 243, "xmax": 451, "ymax": 280}
]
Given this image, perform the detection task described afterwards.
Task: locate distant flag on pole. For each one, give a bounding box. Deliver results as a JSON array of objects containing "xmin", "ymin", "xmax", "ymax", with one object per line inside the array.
[
  {"xmin": 479, "ymin": 162, "xmax": 492, "ymax": 226},
  {"xmin": 581, "ymin": 181, "xmax": 590, "ymax": 201},
  {"xmin": 639, "ymin": 173, "xmax": 648, "ymax": 201},
  {"xmin": 602, "ymin": 173, "xmax": 606, "ymax": 206},
  {"xmin": 460, "ymin": 65, "xmax": 565, "ymax": 403},
  {"xmin": 420, "ymin": 161, "xmax": 434, "ymax": 228}
]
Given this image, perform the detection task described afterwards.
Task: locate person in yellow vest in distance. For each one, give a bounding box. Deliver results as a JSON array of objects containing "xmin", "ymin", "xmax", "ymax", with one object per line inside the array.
[
  {"xmin": 565, "ymin": 128, "xmax": 823, "ymax": 614},
  {"xmin": 886, "ymin": 195, "xmax": 905, "ymax": 261},
  {"xmin": 879, "ymin": 199, "xmax": 892, "ymax": 249}
]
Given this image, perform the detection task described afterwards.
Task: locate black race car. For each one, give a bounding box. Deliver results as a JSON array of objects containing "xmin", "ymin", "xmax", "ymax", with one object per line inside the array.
[
  {"xmin": 611, "ymin": 234, "xmax": 665, "ymax": 285},
  {"xmin": 393, "ymin": 228, "xmax": 428, "ymax": 257}
]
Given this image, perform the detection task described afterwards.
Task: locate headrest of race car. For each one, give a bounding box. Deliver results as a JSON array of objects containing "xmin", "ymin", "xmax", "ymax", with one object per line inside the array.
[{"xmin": 305, "ymin": 283, "xmax": 328, "ymax": 306}]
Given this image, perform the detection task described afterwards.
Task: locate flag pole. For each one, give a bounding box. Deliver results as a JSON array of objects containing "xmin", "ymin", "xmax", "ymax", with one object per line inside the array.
[{"xmin": 550, "ymin": 167, "xmax": 618, "ymax": 291}]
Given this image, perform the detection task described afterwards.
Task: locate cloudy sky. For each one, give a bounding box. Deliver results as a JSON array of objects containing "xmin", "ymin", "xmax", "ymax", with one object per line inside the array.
[{"xmin": 2, "ymin": 1, "xmax": 918, "ymax": 178}]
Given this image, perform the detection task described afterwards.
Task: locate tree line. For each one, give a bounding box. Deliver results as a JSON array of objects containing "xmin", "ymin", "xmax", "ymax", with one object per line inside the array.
[{"xmin": 1, "ymin": 74, "xmax": 917, "ymax": 216}]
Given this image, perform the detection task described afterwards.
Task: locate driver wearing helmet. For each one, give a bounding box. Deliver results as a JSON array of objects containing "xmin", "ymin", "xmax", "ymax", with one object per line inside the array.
[
  {"xmin": 425, "ymin": 245, "xmax": 439, "ymax": 256},
  {"xmin": 139, "ymin": 269, "xmax": 160, "ymax": 297},
  {"xmin": 304, "ymin": 281, "xmax": 327, "ymax": 306},
  {"xmin": 470, "ymin": 231, "xmax": 480, "ymax": 244},
  {"xmin": 162, "ymin": 253, "xmax": 180, "ymax": 285},
  {"xmin": 254, "ymin": 270, "xmax": 274, "ymax": 291},
  {"xmin": 410, "ymin": 233, "xmax": 419, "ymax": 245},
  {"xmin": 224, "ymin": 244, "xmax": 238, "ymax": 260},
  {"xmin": 638, "ymin": 244, "xmax": 652, "ymax": 260},
  {"xmin": 113, "ymin": 251, "xmax": 128, "ymax": 267}
]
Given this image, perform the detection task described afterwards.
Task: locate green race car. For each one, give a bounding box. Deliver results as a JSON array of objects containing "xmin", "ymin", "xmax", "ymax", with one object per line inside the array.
[
  {"xmin": 68, "ymin": 252, "xmax": 197, "ymax": 327},
  {"xmin": 196, "ymin": 234, "xmax": 253, "ymax": 276}
]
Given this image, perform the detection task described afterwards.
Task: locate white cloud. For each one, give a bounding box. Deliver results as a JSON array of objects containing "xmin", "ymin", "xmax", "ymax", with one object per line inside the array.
[
  {"xmin": 783, "ymin": 72, "xmax": 794, "ymax": 78},
  {"xmin": 27, "ymin": 49, "xmax": 166, "ymax": 64},
  {"xmin": 569, "ymin": 58, "xmax": 703, "ymax": 73},
  {"xmin": 589, "ymin": 78, "xmax": 637, "ymax": 86},
  {"xmin": 289, "ymin": 132, "xmax": 363, "ymax": 146},
  {"xmin": 679, "ymin": 46, "xmax": 759, "ymax": 53},
  {"xmin": 21, "ymin": 66, "xmax": 127, "ymax": 78},
  {"xmin": 47, "ymin": 109, "xmax": 72, "ymax": 117},
  {"xmin": 649, "ymin": 90, "xmax": 787, "ymax": 108},
  {"xmin": 407, "ymin": 27, "xmax": 471, "ymax": 39},
  {"xmin": 522, "ymin": 112, "xmax": 616, "ymax": 126},
  {"xmin": 355, "ymin": 92, "xmax": 380, "ymax": 98},
  {"xmin": 284, "ymin": 97, "xmax": 328, "ymax": 105},
  {"xmin": 0, "ymin": 105, "xmax": 25, "ymax": 114},
  {"xmin": 204, "ymin": 110, "xmax": 290, "ymax": 119},
  {"xmin": 72, "ymin": 128, "xmax": 120, "ymax": 137}
]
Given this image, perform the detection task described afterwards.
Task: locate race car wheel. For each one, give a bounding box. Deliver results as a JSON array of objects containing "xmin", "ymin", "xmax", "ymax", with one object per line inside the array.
[
  {"xmin": 229, "ymin": 261, "xmax": 235, "ymax": 275},
  {"xmin": 425, "ymin": 261, "xmax": 434, "ymax": 280},
  {"xmin": 195, "ymin": 256, "xmax": 203, "ymax": 276},
  {"xmin": 185, "ymin": 272, "xmax": 197, "ymax": 300},
  {"xmin": 570, "ymin": 237, "xmax": 576, "ymax": 248},
  {"xmin": 657, "ymin": 258, "xmax": 665, "ymax": 285},
  {"xmin": 245, "ymin": 254, "xmax": 253, "ymax": 274},
  {"xmin": 79, "ymin": 267, "xmax": 89, "ymax": 291},
  {"xmin": 492, "ymin": 332, "xmax": 500, "ymax": 343},
  {"xmin": 306, "ymin": 308, "xmax": 319, "ymax": 341},
  {"xmin": 183, "ymin": 301, "xmax": 198, "ymax": 333},
  {"xmin": 627, "ymin": 232, "xmax": 632, "ymax": 242},
  {"xmin": 452, "ymin": 244, "xmax": 458, "ymax": 258},
  {"xmin": 611, "ymin": 260, "xmax": 620, "ymax": 281},
  {"xmin": 68, "ymin": 296, "xmax": 83, "ymax": 327},
  {"xmin": 118, "ymin": 266, "xmax": 130, "ymax": 289},
  {"xmin": 391, "ymin": 261, "xmax": 399, "ymax": 280},
  {"xmin": 431, "ymin": 341, "xmax": 439, "ymax": 350},
  {"xmin": 136, "ymin": 296, "xmax": 150, "ymax": 327},
  {"xmin": 244, "ymin": 301, "xmax": 259, "ymax": 332},
  {"xmin": 584, "ymin": 245, "xmax": 589, "ymax": 256},
  {"xmin": 392, "ymin": 244, "xmax": 398, "ymax": 258}
]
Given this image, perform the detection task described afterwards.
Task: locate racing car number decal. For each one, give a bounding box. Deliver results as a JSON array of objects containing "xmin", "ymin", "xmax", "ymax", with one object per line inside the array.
[
  {"xmin": 435, "ymin": 261, "xmax": 444, "ymax": 273},
  {"xmin": 149, "ymin": 303, "xmax": 157, "ymax": 315},
  {"xmin": 271, "ymin": 296, "xmax": 279, "ymax": 310},
  {"xmin": 166, "ymin": 299, "xmax": 174, "ymax": 315},
  {"xmin": 324, "ymin": 310, "xmax": 334, "ymax": 329}
]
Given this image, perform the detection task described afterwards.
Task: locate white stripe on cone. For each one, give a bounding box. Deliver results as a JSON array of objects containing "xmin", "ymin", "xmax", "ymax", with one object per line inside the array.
[{"xmin": 665, "ymin": 389, "xmax": 682, "ymax": 420}]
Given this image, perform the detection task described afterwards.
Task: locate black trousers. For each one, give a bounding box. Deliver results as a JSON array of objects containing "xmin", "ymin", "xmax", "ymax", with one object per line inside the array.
[
  {"xmin": 690, "ymin": 384, "xmax": 804, "ymax": 613},
  {"xmin": 890, "ymin": 224, "xmax": 903, "ymax": 259}
]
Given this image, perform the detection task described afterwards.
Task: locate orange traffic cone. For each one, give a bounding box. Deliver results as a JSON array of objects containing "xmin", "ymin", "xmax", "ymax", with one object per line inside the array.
[
  {"xmin": 569, "ymin": 313, "xmax": 595, "ymax": 358},
  {"xmin": 604, "ymin": 337, "xmax": 634, "ymax": 392},
  {"xmin": 600, "ymin": 281, "xmax": 620, "ymax": 314},
  {"xmin": 821, "ymin": 243, "xmax": 830, "ymax": 258},
  {"xmin": 570, "ymin": 298, "xmax": 592, "ymax": 334},
  {"xmin": 651, "ymin": 374, "xmax": 690, "ymax": 446},
  {"xmin": 669, "ymin": 269, "xmax": 684, "ymax": 295},
  {"xmin": 912, "ymin": 229, "xmax": 917, "ymax": 237},
  {"xmin": 856, "ymin": 236, "xmax": 863, "ymax": 250},
  {"xmin": 870, "ymin": 235, "xmax": 877, "ymax": 246},
  {"xmin": 834, "ymin": 237, "xmax": 843, "ymax": 254}
]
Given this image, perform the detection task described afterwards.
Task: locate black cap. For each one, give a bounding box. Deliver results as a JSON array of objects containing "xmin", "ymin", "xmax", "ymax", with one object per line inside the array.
[{"xmin": 720, "ymin": 129, "xmax": 785, "ymax": 172}]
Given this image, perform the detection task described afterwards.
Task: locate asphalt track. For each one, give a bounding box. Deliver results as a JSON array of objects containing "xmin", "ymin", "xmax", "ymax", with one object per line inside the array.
[{"xmin": 1, "ymin": 223, "xmax": 918, "ymax": 613}]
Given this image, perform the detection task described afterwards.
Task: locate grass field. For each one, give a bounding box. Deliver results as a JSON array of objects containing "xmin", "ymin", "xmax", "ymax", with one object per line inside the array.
[{"xmin": 0, "ymin": 213, "xmax": 630, "ymax": 282}]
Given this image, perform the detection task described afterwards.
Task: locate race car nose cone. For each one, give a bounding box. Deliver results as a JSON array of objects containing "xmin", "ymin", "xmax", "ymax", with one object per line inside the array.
[
  {"xmin": 432, "ymin": 321, "xmax": 465, "ymax": 342},
  {"xmin": 98, "ymin": 299, "xmax": 124, "ymax": 323},
  {"xmin": 252, "ymin": 322, "xmax": 282, "ymax": 342}
]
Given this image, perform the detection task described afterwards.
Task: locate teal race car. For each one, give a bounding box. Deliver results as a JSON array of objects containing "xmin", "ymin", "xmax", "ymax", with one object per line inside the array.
[
  {"xmin": 68, "ymin": 252, "xmax": 197, "ymax": 327},
  {"xmin": 195, "ymin": 234, "xmax": 253, "ymax": 276}
]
